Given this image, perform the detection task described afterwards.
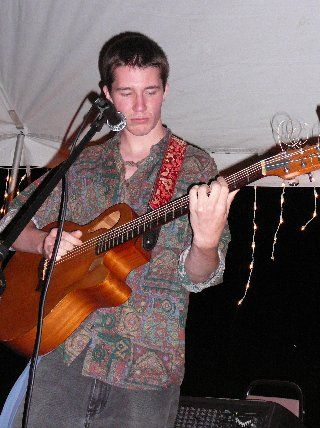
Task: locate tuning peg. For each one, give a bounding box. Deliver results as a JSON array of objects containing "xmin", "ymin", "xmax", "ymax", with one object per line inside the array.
[
  {"xmin": 308, "ymin": 172, "xmax": 314, "ymax": 182},
  {"xmin": 287, "ymin": 178, "xmax": 299, "ymax": 186}
]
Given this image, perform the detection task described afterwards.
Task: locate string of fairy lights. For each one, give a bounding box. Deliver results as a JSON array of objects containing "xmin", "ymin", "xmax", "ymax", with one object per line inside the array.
[
  {"xmin": 238, "ymin": 185, "xmax": 257, "ymax": 306},
  {"xmin": 271, "ymin": 182, "xmax": 286, "ymax": 261},
  {"xmin": 238, "ymin": 114, "xmax": 320, "ymax": 305},
  {"xmin": 0, "ymin": 166, "xmax": 44, "ymax": 217},
  {"xmin": 237, "ymin": 183, "xmax": 319, "ymax": 306},
  {"xmin": 301, "ymin": 187, "xmax": 318, "ymax": 230}
]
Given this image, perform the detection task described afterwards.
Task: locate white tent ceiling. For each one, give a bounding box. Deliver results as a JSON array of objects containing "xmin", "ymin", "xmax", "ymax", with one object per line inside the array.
[{"xmin": 1, "ymin": 0, "xmax": 320, "ymax": 186}]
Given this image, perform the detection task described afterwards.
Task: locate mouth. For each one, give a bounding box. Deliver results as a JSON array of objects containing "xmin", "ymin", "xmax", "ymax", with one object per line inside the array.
[{"xmin": 131, "ymin": 117, "xmax": 149, "ymax": 123}]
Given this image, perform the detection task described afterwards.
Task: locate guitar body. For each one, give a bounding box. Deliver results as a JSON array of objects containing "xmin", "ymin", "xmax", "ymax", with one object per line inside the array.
[{"xmin": 0, "ymin": 203, "xmax": 150, "ymax": 357}]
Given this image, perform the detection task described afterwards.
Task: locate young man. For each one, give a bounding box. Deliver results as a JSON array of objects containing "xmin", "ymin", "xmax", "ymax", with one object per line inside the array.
[{"xmin": 2, "ymin": 32, "xmax": 236, "ymax": 427}]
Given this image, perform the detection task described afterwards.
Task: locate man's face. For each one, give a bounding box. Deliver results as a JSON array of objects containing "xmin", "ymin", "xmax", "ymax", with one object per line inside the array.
[{"xmin": 103, "ymin": 65, "xmax": 168, "ymax": 137}]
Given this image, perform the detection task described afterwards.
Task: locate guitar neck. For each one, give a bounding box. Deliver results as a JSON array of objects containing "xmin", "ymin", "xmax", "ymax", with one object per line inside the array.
[
  {"xmin": 95, "ymin": 142, "xmax": 320, "ymax": 255},
  {"xmin": 96, "ymin": 158, "xmax": 265, "ymax": 255}
]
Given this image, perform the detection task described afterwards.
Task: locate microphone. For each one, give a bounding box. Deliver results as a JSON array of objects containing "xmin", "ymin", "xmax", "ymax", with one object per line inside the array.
[{"xmin": 94, "ymin": 97, "xmax": 126, "ymax": 132}]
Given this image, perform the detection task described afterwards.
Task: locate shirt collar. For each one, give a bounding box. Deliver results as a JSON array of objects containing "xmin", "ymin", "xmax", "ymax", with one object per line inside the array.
[{"xmin": 113, "ymin": 128, "xmax": 171, "ymax": 173}]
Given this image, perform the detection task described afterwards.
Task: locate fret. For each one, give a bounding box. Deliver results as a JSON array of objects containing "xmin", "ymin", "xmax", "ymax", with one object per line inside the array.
[
  {"xmin": 95, "ymin": 164, "xmax": 259, "ymax": 256},
  {"xmin": 156, "ymin": 213, "xmax": 161, "ymax": 226},
  {"xmin": 35, "ymin": 141, "xmax": 316, "ymax": 267},
  {"xmin": 149, "ymin": 218, "xmax": 160, "ymax": 229},
  {"xmin": 246, "ymin": 169, "xmax": 250, "ymax": 184},
  {"xmin": 95, "ymin": 143, "xmax": 319, "ymax": 256}
]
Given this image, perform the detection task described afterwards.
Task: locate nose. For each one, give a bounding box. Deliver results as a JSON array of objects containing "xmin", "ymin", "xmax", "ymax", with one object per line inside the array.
[{"xmin": 133, "ymin": 93, "xmax": 147, "ymax": 112}]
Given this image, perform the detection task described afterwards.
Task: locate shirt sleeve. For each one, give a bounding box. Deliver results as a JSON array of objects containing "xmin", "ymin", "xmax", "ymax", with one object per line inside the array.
[
  {"xmin": 178, "ymin": 245, "xmax": 226, "ymax": 292},
  {"xmin": 175, "ymin": 146, "xmax": 232, "ymax": 293},
  {"xmin": 0, "ymin": 197, "xmax": 42, "ymax": 251},
  {"xmin": 0, "ymin": 208, "xmax": 19, "ymax": 234}
]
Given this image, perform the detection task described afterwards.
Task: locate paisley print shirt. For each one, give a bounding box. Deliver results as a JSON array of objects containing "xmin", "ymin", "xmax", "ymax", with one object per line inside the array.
[{"xmin": 0, "ymin": 129, "xmax": 230, "ymax": 390}]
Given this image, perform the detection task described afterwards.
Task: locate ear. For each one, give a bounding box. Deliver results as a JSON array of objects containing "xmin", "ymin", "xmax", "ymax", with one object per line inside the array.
[
  {"xmin": 103, "ymin": 85, "xmax": 113, "ymax": 102},
  {"xmin": 163, "ymin": 82, "xmax": 169, "ymax": 101}
]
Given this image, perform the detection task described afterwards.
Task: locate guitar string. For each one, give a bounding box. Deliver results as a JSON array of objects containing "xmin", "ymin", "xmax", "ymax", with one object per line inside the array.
[
  {"xmin": 55, "ymin": 196, "xmax": 191, "ymax": 264},
  {"xmin": 58, "ymin": 148, "xmax": 316, "ymax": 265},
  {"xmin": 227, "ymin": 146, "xmax": 318, "ymax": 186},
  {"xmin": 56, "ymin": 149, "xmax": 315, "ymax": 265},
  {"xmin": 56, "ymin": 146, "xmax": 319, "ymax": 265},
  {"xmin": 56, "ymin": 160, "xmax": 262, "ymax": 265},
  {"xmin": 72, "ymin": 145, "xmax": 318, "ymax": 252}
]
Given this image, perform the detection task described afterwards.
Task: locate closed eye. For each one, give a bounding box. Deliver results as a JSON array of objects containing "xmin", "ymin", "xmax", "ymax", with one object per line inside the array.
[
  {"xmin": 146, "ymin": 90, "xmax": 157, "ymax": 95},
  {"xmin": 145, "ymin": 86, "xmax": 161, "ymax": 95},
  {"xmin": 120, "ymin": 91, "xmax": 132, "ymax": 97}
]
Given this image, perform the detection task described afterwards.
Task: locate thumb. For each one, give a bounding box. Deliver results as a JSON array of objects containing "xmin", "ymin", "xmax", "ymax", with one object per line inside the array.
[
  {"xmin": 71, "ymin": 230, "xmax": 83, "ymax": 238},
  {"xmin": 226, "ymin": 189, "xmax": 239, "ymax": 214}
]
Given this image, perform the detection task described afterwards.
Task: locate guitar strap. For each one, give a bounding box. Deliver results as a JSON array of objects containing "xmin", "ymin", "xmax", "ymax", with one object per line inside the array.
[{"xmin": 143, "ymin": 134, "xmax": 187, "ymax": 250}]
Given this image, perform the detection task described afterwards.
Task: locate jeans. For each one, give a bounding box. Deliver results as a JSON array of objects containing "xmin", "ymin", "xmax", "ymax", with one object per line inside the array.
[{"xmin": 12, "ymin": 348, "xmax": 180, "ymax": 428}]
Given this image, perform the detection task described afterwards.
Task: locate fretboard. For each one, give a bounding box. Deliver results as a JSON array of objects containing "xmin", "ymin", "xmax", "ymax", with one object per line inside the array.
[{"xmin": 95, "ymin": 158, "xmax": 265, "ymax": 255}]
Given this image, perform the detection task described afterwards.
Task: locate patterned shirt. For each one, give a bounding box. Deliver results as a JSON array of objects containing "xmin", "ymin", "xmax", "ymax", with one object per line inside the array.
[{"xmin": 0, "ymin": 129, "xmax": 230, "ymax": 390}]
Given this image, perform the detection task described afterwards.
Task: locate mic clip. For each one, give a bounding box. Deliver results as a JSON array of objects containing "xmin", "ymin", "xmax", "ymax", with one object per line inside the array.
[{"xmin": 93, "ymin": 97, "xmax": 126, "ymax": 132}]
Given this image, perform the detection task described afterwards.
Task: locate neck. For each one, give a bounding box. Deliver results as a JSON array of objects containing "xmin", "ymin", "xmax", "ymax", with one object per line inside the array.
[{"xmin": 119, "ymin": 124, "xmax": 166, "ymax": 163}]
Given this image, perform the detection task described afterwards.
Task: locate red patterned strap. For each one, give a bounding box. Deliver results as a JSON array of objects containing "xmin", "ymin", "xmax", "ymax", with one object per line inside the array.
[{"xmin": 149, "ymin": 134, "xmax": 187, "ymax": 209}]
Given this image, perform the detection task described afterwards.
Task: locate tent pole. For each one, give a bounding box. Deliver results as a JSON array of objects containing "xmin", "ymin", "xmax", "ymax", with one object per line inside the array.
[{"xmin": 8, "ymin": 132, "xmax": 24, "ymax": 200}]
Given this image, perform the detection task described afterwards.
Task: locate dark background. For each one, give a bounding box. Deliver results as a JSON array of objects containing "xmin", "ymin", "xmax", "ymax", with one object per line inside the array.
[
  {"xmin": 0, "ymin": 168, "xmax": 319, "ymax": 427},
  {"xmin": 182, "ymin": 186, "xmax": 320, "ymax": 427}
]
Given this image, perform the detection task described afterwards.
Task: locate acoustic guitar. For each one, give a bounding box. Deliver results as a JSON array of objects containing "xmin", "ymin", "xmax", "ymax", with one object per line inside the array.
[{"xmin": 0, "ymin": 144, "xmax": 319, "ymax": 357}]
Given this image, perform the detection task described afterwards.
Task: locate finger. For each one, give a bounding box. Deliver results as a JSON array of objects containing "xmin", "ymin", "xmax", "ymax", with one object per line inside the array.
[
  {"xmin": 48, "ymin": 228, "xmax": 82, "ymax": 241},
  {"xmin": 213, "ymin": 176, "xmax": 229, "ymax": 197},
  {"xmin": 47, "ymin": 227, "xmax": 59, "ymax": 238},
  {"xmin": 208, "ymin": 180, "xmax": 222, "ymax": 200},
  {"xmin": 71, "ymin": 230, "xmax": 83, "ymax": 239},
  {"xmin": 189, "ymin": 184, "xmax": 200, "ymax": 211},
  {"xmin": 207, "ymin": 180, "xmax": 228, "ymax": 209},
  {"xmin": 57, "ymin": 231, "xmax": 83, "ymax": 257},
  {"xmin": 216, "ymin": 176, "xmax": 229, "ymax": 187},
  {"xmin": 189, "ymin": 184, "xmax": 214, "ymax": 214},
  {"xmin": 59, "ymin": 239, "xmax": 77, "ymax": 253},
  {"xmin": 55, "ymin": 240, "xmax": 77, "ymax": 260},
  {"xmin": 63, "ymin": 230, "xmax": 83, "ymax": 246},
  {"xmin": 196, "ymin": 183, "xmax": 212, "ymax": 199},
  {"xmin": 45, "ymin": 229, "xmax": 82, "ymax": 260}
]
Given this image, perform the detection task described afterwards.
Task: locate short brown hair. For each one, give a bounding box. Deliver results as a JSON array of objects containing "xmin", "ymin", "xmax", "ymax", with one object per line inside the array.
[{"xmin": 99, "ymin": 32, "xmax": 169, "ymax": 91}]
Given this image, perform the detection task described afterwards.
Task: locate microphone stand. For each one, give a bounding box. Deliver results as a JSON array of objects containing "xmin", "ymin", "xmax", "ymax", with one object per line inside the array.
[
  {"xmin": 0, "ymin": 101, "xmax": 112, "ymax": 268},
  {"xmin": 0, "ymin": 100, "xmax": 118, "ymax": 427}
]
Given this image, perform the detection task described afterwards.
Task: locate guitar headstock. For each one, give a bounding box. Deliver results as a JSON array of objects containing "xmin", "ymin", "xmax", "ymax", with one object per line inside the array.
[{"xmin": 263, "ymin": 144, "xmax": 320, "ymax": 180}]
